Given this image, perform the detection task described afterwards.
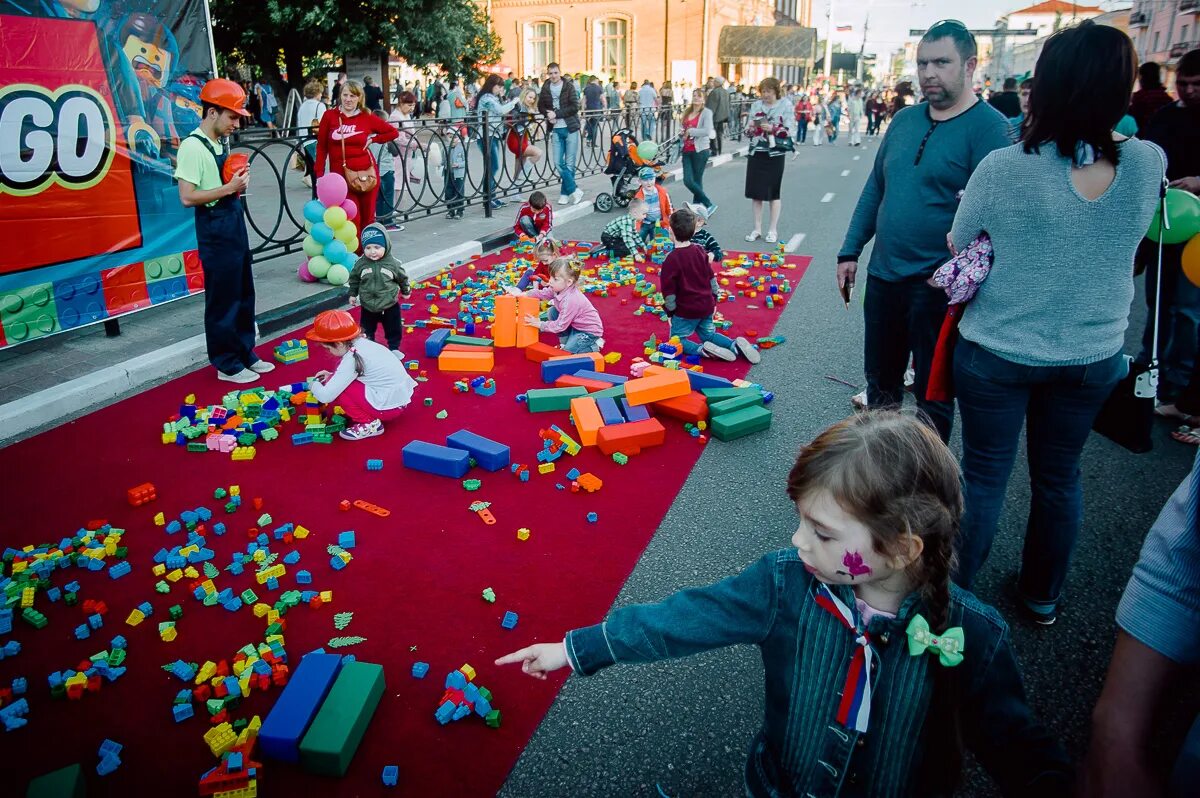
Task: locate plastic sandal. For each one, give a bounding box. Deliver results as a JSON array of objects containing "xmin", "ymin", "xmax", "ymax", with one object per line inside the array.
[
  {"xmin": 765, "ymin": 232, "xmax": 778, "ymax": 244},
  {"xmin": 1171, "ymin": 425, "xmax": 1200, "ymax": 446},
  {"xmin": 744, "ymin": 231, "xmax": 762, "ymax": 242}
]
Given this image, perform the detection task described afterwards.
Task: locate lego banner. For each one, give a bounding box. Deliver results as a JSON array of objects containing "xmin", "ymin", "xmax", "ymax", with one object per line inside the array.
[{"xmin": 0, "ymin": 0, "xmax": 216, "ymax": 348}]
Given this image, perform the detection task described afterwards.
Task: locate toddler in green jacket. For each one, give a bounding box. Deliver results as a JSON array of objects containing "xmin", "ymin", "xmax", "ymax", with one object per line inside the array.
[{"xmin": 349, "ymin": 223, "xmax": 410, "ymax": 353}]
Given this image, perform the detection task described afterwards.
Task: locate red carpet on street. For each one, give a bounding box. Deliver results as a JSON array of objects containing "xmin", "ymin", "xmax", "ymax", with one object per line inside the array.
[{"xmin": 1, "ymin": 245, "xmax": 808, "ymax": 796}]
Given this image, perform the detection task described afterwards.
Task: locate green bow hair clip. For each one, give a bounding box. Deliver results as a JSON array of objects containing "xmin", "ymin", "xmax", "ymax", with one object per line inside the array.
[{"xmin": 905, "ymin": 614, "xmax": 965, "ymax": 667}]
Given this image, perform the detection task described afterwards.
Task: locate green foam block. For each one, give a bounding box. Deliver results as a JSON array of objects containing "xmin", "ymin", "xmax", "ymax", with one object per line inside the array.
[
  {"xmin": 589, "ymin": 385, "xmax": 627, "ymax": 399},
  {"xmin": 299, "ymin": 660, "xmax": 385, "ymax": 777},
  {"xmin": 445, "ymin": 334, "xmax": 494, "ymax": 347},
  {"xmin": 708, "ymin": 393, "xmax": 765, "ymax": 417},
  {"xmin": 525, "ymin": 386, "xmax": 588, "ymax": 412},
  {"xmin": 26, "ymin": 764, "xmax": 86, "ymax": 798},
  {"xmin": 710, "ymin": 405, "xmax": 772, "ymax": 442},
  {"xmin": 701, "ymin": 387, "xmax": 760, "ymax": 401}
]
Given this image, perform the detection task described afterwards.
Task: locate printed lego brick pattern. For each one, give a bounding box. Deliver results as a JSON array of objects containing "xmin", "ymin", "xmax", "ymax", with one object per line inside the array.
[
  {"xmin": 143, "ymin": 252, "xmax": 188, "ymax": 283},
  {"xmin": 0, "ymin": 282, "xmax": 59, "ymax": 344},
  {"xmin": 101, "ymin": 264, "xmax": 150, "ymax": 315},
  {"xmin": 148, "ymin": 275, "xmax": 190, "ymax": 304},
  {"xmin": 183, "ymin": 249, "xmax": 205, "ymax": 291},
  {"xmin": 53, "ymin": 274, "xmax": 108, "ymax": 330}
]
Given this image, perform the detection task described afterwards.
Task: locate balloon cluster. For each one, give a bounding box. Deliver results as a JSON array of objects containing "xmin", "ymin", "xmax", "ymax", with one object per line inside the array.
[
  {"xmin": 298, "ymin": 174, "xmax": 359, "ymax": 286},
  {"xmin": 1147, "ymin": 188, "xmax": 1200, "ymax": 287}
]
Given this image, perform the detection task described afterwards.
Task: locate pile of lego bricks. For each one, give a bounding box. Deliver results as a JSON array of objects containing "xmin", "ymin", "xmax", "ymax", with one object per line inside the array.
[{"xmin": 1, "ymin": 246, "xmax": 808, "ymax": 797}]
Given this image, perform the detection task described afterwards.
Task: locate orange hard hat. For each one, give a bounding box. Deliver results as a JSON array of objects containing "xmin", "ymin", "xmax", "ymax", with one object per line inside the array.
[
  {"xmin": 222, "ymin": 152, "xmax": 249, "ymax": 184},
  {"xmin": 200, "ymin": 78, "xmax": 251, "ymax": 117},
  {"xmin": 305, "ymin": 310, "xmax": 360, "ymax": 343}
]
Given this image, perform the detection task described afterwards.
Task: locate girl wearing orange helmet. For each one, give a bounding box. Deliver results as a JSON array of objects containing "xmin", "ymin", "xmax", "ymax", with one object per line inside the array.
[{"xmin": 304, "ymin": 310, "xmax": 417, "ymax": 440}]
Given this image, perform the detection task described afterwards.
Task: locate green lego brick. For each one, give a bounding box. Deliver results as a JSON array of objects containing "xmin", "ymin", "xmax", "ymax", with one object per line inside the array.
[
  {"xmin": 241, "ymin": 589, "xmax": 258, "ymax": 604},
  {"xmin": 237, "ymin": 433, "xmax": 257, "ymax": 446},
  {"xmin": 445, "ymin": 334, "xmax": 494, "ymax": 347},
  {"xmin": 701, "ymin": 387, "xmax": 761, "ymax": 402},
  {"xmin": 187, "ymin": 442, "xmax": 207, "ymax": 453},
  {"xmin": 589, "ymin": 385, "xmax": 626, "ymax": 400},
  {"xmin": 710, "ymin": 405, "xmax": 772, "ymax": 442},
  {"xmin": 525, "ymin": 386, "xmax": 588, "ymax": 413},
  {"xmin": 142, "ymin": 252, "xmax": 187, "ymax": 283},
  {"xmin": 299, "ymin": 661, "xmax": 385, "ymax": 777},
  {"xmin": 25, "ymin": 763, "xmax": 85, "ymax": 798},
  {"xmin": 708, "ymin": 393, "xmax": 765, "ymax": 417},
  {"xmin": 0, "ymin": 283, "xmax": 59, "ymax": 344}
]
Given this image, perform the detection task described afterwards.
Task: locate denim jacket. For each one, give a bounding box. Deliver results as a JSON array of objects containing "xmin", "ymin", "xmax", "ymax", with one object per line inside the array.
[{"xmin": 565, "ymin": 549, "xmax": 1070, "ymax": 797}]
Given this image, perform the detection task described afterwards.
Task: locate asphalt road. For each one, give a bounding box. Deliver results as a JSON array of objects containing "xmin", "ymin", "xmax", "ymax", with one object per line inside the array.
[{"xmin": 494, "ymin": 132, "xmax": 1200, "ymax": 797}]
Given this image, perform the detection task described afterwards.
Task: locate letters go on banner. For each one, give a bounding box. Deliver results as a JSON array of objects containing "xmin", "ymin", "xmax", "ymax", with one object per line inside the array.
[{"xmin": 0, "ymin": 0, "xmax": 217, "ymax": 348}]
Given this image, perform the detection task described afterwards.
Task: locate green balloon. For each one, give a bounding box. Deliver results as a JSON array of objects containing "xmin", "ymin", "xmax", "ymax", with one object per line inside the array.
[
  {"xmin": 326, "ymin": 264, "xmax": 351, "ymax": 286},
  {"xmin": 637, "ymin": 140, "xmax": 659, "ymax": 161},
  {"xmin": 1148, "ymin": 188, "xmax": 1200, "ymax": 245},
  {"xmin": 307, "ymin": 255, "xmax": 331, "ymax": 279},
  {"xmin": 302, "ymin": 235, "xmax": 324, "ymax": 257},
  {"xmin": 1114, "ymin": 114, "xmax": 1138, "ymax": 138}
]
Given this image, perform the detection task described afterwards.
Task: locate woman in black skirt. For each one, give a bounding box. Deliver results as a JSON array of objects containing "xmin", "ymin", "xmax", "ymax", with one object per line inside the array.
[{"xmin": 743, "ymin": 77, "xmax": 794, "ymax": 244}]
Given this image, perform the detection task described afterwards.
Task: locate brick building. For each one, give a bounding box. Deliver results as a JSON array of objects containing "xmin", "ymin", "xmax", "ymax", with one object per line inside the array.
[{"xmin": 1130, "ymin": 0, "xmax": 1200, "ymax": 88}]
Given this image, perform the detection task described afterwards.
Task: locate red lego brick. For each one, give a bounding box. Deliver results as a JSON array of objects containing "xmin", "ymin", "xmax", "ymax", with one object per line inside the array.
[{"xmin": 100, "ymin": 264, "xmax": 150, "ymax": 315}]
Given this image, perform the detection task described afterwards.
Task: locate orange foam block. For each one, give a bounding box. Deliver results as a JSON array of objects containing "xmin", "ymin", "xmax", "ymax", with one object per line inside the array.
[
  {"xmin": 624, "ymin": 370, "xmax": 690, "ymax": 406},
  {"xmin": 492, "ymin": 294, "xmax": 516, "ymax": 348},
  {"xmin": 556, "ymin": 374, "xmax": 612, "ymax": 392},
  {"xmin": 653, "ymin": 391, "xmax": 709, "ymax": 424},
  {"xmin": 597, "ymin": 418, "xmax": 666, "ymax": 456},
  {"xmin": 516, "ymin": 296, "xmax": 540, "ymax": 348},
  {"xmin": 438, "ymin": 348, "xmax": 494, "ymax": 372},
  {"xmin": 545, "ymin": 352, "xmax": 605, "ymax": 372},
  {"xmin": 569, "ymin": 396, "xmax": 604, "ymax": 446},
  {"xmin": 525, "ymin": 342, "xmax": 570, "ymax": 362}
]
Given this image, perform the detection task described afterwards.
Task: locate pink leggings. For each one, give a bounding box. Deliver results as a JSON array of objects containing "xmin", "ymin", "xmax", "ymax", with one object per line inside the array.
[{"xmin": 331, "ymin": 379, "xmax": 406, "ymax": 424}]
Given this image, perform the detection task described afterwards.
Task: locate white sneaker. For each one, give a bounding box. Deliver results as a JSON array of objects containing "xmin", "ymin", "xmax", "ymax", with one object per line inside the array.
[
  {"xmin": 338, "ymin": 419, "xmax": 384, "ymax": 441},
  {"xmin": 571, "ymin": 189, "xmax": 586, "ymax": 205},
  {"xmin": 218, "ymin": 368, "xmax": 259, "ymax": 384},
  {"xmin": 851, "ymin": 390, "xmax": 868, "ymax": 410},
  {"xmin": 558, "ymin": 195, "xmax": 570, "ymax": 206},
  {"xmin": 701, "ymin": 341, "xmax": 736, "ymax": 361},
  {"xmin": 248, "ymin": 360, "xmax": 276, "ymax": 374}
]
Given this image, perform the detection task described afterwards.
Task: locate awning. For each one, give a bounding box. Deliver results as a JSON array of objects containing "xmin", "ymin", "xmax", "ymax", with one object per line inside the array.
[{"xmin": 717, "ymin": 26, "xmax": 817, "ymax": 67}]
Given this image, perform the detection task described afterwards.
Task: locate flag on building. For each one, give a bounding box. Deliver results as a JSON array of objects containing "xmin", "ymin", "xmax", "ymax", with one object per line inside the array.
[{"xmin": 836, "ymin": 24, "xmax": 852, "ymax": 32}]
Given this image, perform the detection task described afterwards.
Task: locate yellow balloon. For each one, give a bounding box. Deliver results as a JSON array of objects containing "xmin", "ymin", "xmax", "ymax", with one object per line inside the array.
[
  {"xmin": 338, "ymin": 221, "xmax": 358, "ymax": 241},
  {"xmin": 323, "ymin": 206, "xmax": 348, "ymax": 229},
  {"xmin": 1183, "ymin": 235, "xmax": 1200, "ymax": 288}
]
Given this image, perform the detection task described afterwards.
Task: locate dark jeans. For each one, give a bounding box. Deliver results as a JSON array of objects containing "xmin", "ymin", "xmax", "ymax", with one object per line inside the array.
[
  {"xmin": 601, "ymin": 231, "xmax": 631, "ymax": 258},
  {"xmin": 681, "ymin": 150, "xmax": 712, "ymax": 207},
  {"xmin": 361, "ymin": 303, "xmax": 403, "ymax": 351},
  {"xmin": 445, "ymin": 171, "xmax": 465, "ymax": 213},
  {"xmin": 952, "ymin": 337, "xmax": 1125, "ymax": 607},
  {"xmin": 375, "ymin": 170, "xmax": 395, "ymax": 219},
  {"xmin": 862, "ymin": 273, "xmax": 953, "ymax": 441},
  {"xmin": 711, "ymin": 120, "xmax": 726, "ymax": 155},
  {"xmin": 796, "ymin": 120, "xmax": 807, "ymax": 143}
]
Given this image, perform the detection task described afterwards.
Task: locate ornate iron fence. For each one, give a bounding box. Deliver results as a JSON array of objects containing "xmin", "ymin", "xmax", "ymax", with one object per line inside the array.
[{"xmin": 232, "ymin": 100, "xmax": 752, "ymax": 264}]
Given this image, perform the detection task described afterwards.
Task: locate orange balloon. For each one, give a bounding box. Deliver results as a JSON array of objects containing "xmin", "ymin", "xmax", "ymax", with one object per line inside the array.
[{"xmin": 1183, "ymin": 235, "xmax": 1200, "ymax": 288}]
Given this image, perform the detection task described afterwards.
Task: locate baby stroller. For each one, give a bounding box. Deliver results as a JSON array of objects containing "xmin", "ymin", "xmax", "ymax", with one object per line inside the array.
[{"xmin": 593, "ymin": 128, "xmax": 681, "ymax": 213}]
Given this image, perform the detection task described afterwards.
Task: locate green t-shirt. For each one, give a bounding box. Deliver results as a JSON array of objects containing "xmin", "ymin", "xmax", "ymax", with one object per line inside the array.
[{"xmin": 174, "ymin": 130, "xmax": 223, "ymax": 207}]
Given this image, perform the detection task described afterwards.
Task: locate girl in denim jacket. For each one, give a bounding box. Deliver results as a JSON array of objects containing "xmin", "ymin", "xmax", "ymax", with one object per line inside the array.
[{"xmin": 498, "ymin": 413, "xmax": 1070, "ymax": 796}]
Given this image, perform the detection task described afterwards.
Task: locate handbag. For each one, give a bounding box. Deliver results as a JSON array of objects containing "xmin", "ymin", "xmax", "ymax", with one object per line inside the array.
[
  {"xmin": 340, "ymin": 115, "xmax": 378, "ymax": 193},
  {"xmin": 1091, "ymin": 164, "xmax": 1168, "ymax": 453}
]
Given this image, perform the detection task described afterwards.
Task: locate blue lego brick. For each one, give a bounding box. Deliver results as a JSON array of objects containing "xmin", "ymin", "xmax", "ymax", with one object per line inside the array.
[
  {"xmin": 425, "ymin": 328, "xmax": 450, "ymax": 357},
  {"xmin": 74, "ymin": 623, "xmax": 90, "ymax": 640},
  {"xmin": 540, "ymin": 355, "xmax": 597, "ymax": 383},
  {"xmin": 337, "ymin": 531, "xmax": 356, "ymax": 549},
  {"xmin": 573, "ymin": 369, "xmax": 628, "ymax": 384},
  {"xmin": 411, "ymin": 662, "xmax": 429, "ymax": 679},
  {"xmin": 586, "ymin": 512, "xmax": 598, "ymax": 523},
  {"xmin": 266, "ymin": 577, "xmax": 279, "ymax": 590},
  {"xmin": 501, "ymin": 611, "xmax": 518, "ymax": 629},
  {"xmin": 474, "ymin": 696, "xmax": 492, "ymax": 717},
  {"xmin": 595, "ymin": 397, "xmax": 625, "ymax": 426},
  {"xmin": 435, "ymin": 700, "xmax": 455, "ymax": 725},
  {"xmin": 212, "ymin": 522, "xmax": 226, "ymax": 536},
  {"xmin": 382, "ymin": 764, "xmax": 399, "ymax": 786},
  {"xmin": 136, "ymin": 601, "xmax": 153, "ymax": 616},
  {"xmin": 227, "ymin": 751, "xmax": 244, "ymax": 771},
  {"xmin": 366, "ymin": 459, "xmax": 383, "ymax": 471},
  {"xmin": 173, "ymin": 703, "xmax": 194, "ymax": 722},
  {"xmin": 260, "ymin": 652, "xmax": 343, "ymax": 763},
  {"xmin": 87, "ymin": 613, "xmax": 103, "ymax": 629},
  {"xmin": 0, "ymin": 608, "xmax": 11, "ymax": 635},
  {"xmin": 296, "ymin": 570, "xmax": 312, "ymax": 584},
  {"xmin": 283, "ymin": 551, "xmax": 301, "ymax": 564},
  {"xmin": 620, "ymin": 398, "xmax": 651, "ymax": 422},
  {"xmin": 452, "ymin": 704, "xmax": 471, "ymax": 721},
  {"xmin": 565, "ymin": 467, "xmax": 581, "ymax": 480},
  {"xmin": 110, "ymin": 635, "xmax": 127, "ymax": 649},
  {"xmin": 402, "ymin": 440, "xmax": 471, "ymax": 478},
  {"xmin": 147, "ymin": 275, "xmax": 189, "ymax": 304},
  {"xmin": 444, "ymin": 670, "xmax": 467, "ymax": 690},
  {"xmin": 52, "ymin": 274, "xmax": 107, "ymax": 330},
  {"xmin": 685, "ymin": 369, "xmax": 734, "ymax": 391},
  {"xmin": 12, "ymin": 677, "xmax": 27, "ymax": 695},
  {"xmin": 445, "ymin": 429, "xmax": 511, "ymax": 472}
]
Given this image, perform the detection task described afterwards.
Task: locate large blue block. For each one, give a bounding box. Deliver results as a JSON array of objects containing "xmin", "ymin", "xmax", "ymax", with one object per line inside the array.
[
  {"xmin": 595, "ymin": 397, "xmax": 625, "ymax": 426},
  {"xmin": 260, "ymin": 652, "xmax": 342, "ymax": 763},
  {"xmin": 147, "ymin": 275, "xmax": 189, "ymax": 304},
  {"xmin": 424, "ymin": 329, "xmax": 450, "ymax": 358},
  {"xmin": 52, "ymin": 275, "xmax": 107, "ymax": 330},
  {"xmin": 540, "ymin": 356, "xmax": 597, "ymax": 384},
  {"xmin": 445, "ymin": 429, "xmax": 510, "ymax": 472},
  {"xmin": 573, "ymin": 369, "xmax": 627, "ymax": 385},
  {"xmin": 686, "ymin": 370, "xmax": 734, "ymax": 391},
  {"xmin": 619, "ymin": 398, "xmax": 651, "ymax": 422},
  {"xmin": 402, "ymin": 440, "xmax": 471, "ymax": 478}
]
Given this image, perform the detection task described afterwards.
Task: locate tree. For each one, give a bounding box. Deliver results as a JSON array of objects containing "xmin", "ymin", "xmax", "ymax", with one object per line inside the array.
[{"xmin": 209, "ymin": 0, "xmax": 502, "ymax": 88}]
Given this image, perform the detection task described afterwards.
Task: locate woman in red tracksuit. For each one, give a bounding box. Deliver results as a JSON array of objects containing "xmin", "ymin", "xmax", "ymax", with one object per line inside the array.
[{"xmin": 315, "ymin": 81, "xmax": 399, "ymax": 229}]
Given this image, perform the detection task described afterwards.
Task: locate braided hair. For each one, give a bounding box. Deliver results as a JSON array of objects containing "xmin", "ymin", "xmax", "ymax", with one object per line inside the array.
[{"xmin": 786, "ymin": 412, "xmax": 964, "ymax": 792}]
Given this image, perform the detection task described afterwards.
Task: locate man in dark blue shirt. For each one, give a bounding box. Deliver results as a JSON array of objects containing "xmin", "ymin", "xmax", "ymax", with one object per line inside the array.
[{"xmin": 583, "ymin": 76, "xmax": 605, "ymax": 147}]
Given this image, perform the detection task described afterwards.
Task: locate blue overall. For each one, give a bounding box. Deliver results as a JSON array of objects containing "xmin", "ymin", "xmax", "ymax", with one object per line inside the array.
[{"xmin": 192, "ymin": 137, "xmax": 258, "ymax": 375}]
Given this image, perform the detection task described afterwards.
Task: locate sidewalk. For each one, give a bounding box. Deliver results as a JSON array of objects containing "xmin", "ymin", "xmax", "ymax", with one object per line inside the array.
[{"xmin": 0, "ymin": 146, "xmax": 747, "ymax": 446}]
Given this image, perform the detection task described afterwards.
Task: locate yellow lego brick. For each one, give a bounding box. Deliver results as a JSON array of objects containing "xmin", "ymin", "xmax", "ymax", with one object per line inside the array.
[
  {"xmin": 20, "ymin": 587, "xmax": 35, "ymax": 608},
  {"xmin": 11, "ymin": 561, "xmax": 27, "ymax": 575},
  {"xmin": 165, "ymin": 568, "xmax": 183, "ymax": 582},
  {"xmin": 204, "ymin": 722, "xmax": 237, "ymax": 757},
  {"xmin": 152, "ymin": 563, "xmax": 166, "ymax": 576},
  {"xmin": 293, "ymin": 525, "xmax": 310, "ymax": 540},
  {"xmin": 229, "ymin": 485, "xmax": 240, "ymax": 496},
  {"xmin": 304, "ymin": 414, "xmax": 321, "ymax": 426},
  {"xmin": 235, "ymin": 715, "xmax": 262, "ymax": 748},
  {"xmin": 232, "ymin": 659, "xmax": 247, "ymax": 677},
  {"xmin": 231, "ymin": 446, "xmax": 256, "ymax": 461},
  {"xmin": 162, "ymin": 431, "xmax": 175, "ymax": 444},
  {"xmin": 603, "ymin": 352, "xmax": 622, "ymax": 364},
  {"xmin": 279, "ymin": 407, "xmax": 292, "ymax": 422},
  {"xmin": 335, "ymin": 551, "xmax": 351, "ymax": 565},
  {"xmin": 251, "ymin": 549, "xmax": 266, "ymax": 563},
  {"xmin": 179, "ymin": 545, "xmax": 199, "ymax": 557},
  {"xmin": 266, "ymin": 609, "xmax": 280, "ymax": 625},
  {"xmin": 252, "ymin": 603, "xmax": 270, "ymax": 618},
  {"xmin": 196, "ymin": 661, "xmax": 217, "ymax": 684},
  {"xmin": 160, "ymin": 625, "xmax": 177, "ymax": 642},
  {"xmin": 183, "ymin": 566, "xmax": 200, "ymax": 579},
  {"xmin": 104, "ymin": 540, "xmax": 117, "ymax": 556},
  {"xmin": 319, "ymin": 590, "xmax": 333, "ymax": 604},
  {"xmin": 238, "ymin": 674, "xmax": 251, "ymax": 698},
  {"xmin": 125, "ymin": 609, "xmax": 145, "ymax": 626},
  {"xmin": 459, "ymin": 663, "xmax": 476, "ymax": 681},
  {"xmin": 198, "ymin": 579, "xmax": 215, "ymax": 595},
  {"xmin": 154, "ymin": 512, "xmax": 165, "ymax": 526},
  {"xmin": 65, "ymin": 672, "xmax": 88, "ymax": 688},
  {"xmin": 537, "ymin": 462, "xmax": 555, "ymax": 475},
  {"xmin": 254, "ymin": 564, "xmax": 285, "ymax": 585}
]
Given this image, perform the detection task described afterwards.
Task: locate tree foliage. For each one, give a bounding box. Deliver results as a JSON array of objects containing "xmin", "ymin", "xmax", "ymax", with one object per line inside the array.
[{"xmin": 209, "ymin": 0, "xmax": 502, "ymax": 85}]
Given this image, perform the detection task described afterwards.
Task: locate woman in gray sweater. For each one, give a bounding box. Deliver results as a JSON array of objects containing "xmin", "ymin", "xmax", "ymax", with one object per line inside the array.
[
  {"xmin": 678, "ymin": 88, "xmax": 716, "ymax": 214},
  {"xmin": 949, "ymin": 21, "xmax": 1163, "ymax": 625}
]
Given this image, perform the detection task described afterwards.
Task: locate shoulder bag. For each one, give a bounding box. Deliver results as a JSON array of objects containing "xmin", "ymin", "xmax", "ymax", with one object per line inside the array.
[{"xmin": 340, "ymin": 113, "xmax": 378, "ymax": 194}]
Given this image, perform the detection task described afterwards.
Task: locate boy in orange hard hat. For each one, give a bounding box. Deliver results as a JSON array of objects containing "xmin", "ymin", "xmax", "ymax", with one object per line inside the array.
[{"xmin": 175, "ymin": 78, "xmax": 271, "ymax": 384}]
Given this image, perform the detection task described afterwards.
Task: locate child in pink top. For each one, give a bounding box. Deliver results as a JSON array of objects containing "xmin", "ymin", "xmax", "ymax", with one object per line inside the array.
[{"xmin": 507, "ymin": 258, "xmax": 604, "ymax": 353}]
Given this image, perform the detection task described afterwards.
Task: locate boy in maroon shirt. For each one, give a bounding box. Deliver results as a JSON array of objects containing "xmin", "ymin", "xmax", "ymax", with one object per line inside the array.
[{"xmin": 659, "ymin": 208, "xmax": 760, "ymax": 363}]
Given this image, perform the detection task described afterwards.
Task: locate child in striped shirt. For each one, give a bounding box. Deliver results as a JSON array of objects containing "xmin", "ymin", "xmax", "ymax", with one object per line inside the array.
[{"xmin": 686, "ymin": 202, "xmax": 724, "ymax": 264}]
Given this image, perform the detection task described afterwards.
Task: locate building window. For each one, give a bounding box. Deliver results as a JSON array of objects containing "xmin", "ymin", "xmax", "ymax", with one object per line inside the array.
[
  {"xmin": 1182, "ymin": 25, "xmax": 1190, "ymax": 45},
  {"xmin": 594, "ymin": 18, "xmax": 629, "ymax": 82},
  {"xmin": 1153, "ymin": 31, "xmax": 1160, "ymax": 52},
  {"xmin": 525, "ymin": 21, "xmax": 557, "ymax": 76}
]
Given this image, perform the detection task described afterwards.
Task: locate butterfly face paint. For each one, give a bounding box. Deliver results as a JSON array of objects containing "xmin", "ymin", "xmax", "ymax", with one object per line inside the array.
[{"xmin": 837, "ymin": 550, "xmax": 873, "ymax": 580}]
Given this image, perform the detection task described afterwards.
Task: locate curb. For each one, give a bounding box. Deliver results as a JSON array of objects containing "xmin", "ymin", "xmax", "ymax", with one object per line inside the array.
[{"xmin": 0, "ymin": 146, "xmax": 748, "ymax": 447}]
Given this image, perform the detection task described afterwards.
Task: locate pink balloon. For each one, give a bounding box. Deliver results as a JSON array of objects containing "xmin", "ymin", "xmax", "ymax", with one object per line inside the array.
[
  {"xmin": 339, "ymin": 199, "xmax": 358, "ymax": 221},
  {"xmin": 316, "ymin": 173, "xmax": 348, "ymax": 207},
  {"xmin": 298, "ymin": 258, "xmax": 317, "ymax": 283}
]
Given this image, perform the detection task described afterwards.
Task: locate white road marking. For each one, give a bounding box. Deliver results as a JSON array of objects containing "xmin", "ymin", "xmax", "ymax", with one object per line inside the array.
[
  {"xmin": 784, "ymin": 233, "xmax": 806, "ymax": 253},
  {"xmin": 821, "ymin": 192, "xmax": 835, "ymax": 203},
  {"xmin": 840, "ymin": 169, "xmax": 850, "ymax": 177}
]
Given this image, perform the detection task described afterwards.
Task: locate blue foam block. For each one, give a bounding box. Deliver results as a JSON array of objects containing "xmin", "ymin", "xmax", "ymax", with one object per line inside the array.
[
  {"xmin": 540, "ymin": 355, "xmax": 597, "ymax": 384},
  {"xmin": 402, "ymin": 440, "xmax": 471, "ymax": 478},
  {"xmin": 619, "ymin": 398, "xmax": 651, "ymax": 422},
  {"xmin": 595, "ymin": 397, "xmax": 625, "ymax": 426},
  {"xmin": 685, "ymin": 370, "xmax": 734, "ymax": 391},
  {"xmin": 445, "ymin": 429, "xmax": 511, "ymax": 472},
  {"xmin": 259, "ymin": 652, "xmax": 342, "ymax": 763},
  {"xmin": 573, "ymin": 369, "xmax": 627, "ymax": 384},
  {"xmin": 424, "ymin": 329, "xmax": 450, "ymax": 358}
]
